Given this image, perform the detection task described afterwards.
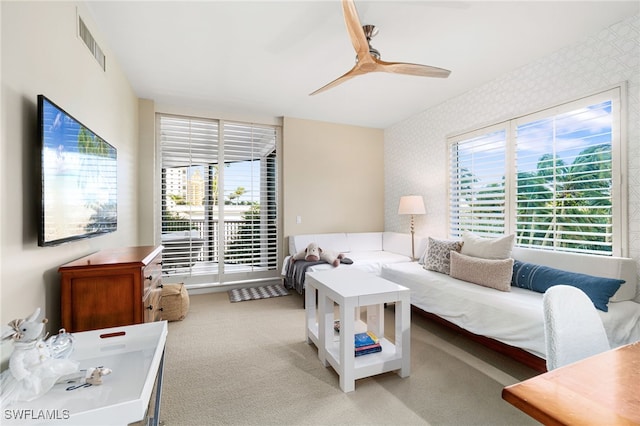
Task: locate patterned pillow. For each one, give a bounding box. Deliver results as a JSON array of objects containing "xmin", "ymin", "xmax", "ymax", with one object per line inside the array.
[
  {"xmin": 450, "ymin": 251, "xmax": 514, "ymax": 292},
  {"xmin": 424, "ymin": 237, "xmax": 463, "ymax": 274}
]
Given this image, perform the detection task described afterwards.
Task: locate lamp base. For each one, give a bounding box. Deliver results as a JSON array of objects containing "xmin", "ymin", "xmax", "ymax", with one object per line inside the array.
[{"xmin": 410, "ymin": 217, "xmax": 416, "ymax": 261}]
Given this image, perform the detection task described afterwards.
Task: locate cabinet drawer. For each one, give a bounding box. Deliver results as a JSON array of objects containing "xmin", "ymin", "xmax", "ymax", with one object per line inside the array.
[
  {"xmin": 143, "ymin": 254, "xmax": 163, "ymax": 298},
  {"xmin": 144, "ymin": 288, "xmax": 162, "ymax": 323}
]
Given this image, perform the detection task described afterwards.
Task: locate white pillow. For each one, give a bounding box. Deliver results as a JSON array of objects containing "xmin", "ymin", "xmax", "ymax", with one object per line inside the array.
[{"xmin": 460, "ymin": 231, "xmax": 515, "ymax": 259}]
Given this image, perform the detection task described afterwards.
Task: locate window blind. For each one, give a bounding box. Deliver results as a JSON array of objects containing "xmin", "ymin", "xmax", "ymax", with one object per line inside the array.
[
  {"xmin": 222, "ymin": 122, "xmax": 278, "ymax": 271},
  {"xmin": 158, "ymin": 114, "xmax": 279, "ymax": 283},
  {"xmin": 449, "ymin": 127, "xmax": 508, "ymax": 237},
  {"xmin": 448, "ymin": 87, "xmax": 624, "ymax": 256},
  {"xmin": 515, "ymin": 99, "xmax": 616, "ymax": 254}
]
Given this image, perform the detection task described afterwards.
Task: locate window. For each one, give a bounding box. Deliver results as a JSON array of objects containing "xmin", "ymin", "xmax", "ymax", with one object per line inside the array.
[
  {"xmin": 158, "ymin": 114, "xmax": 280, "ymax": 286},
  {"xmin": 449, "ymin": 125, "xmax": 508, "ymax": 236},
  {"xmin": 449, "ymin": 87, "xmax": 625, "ymax": 256}
]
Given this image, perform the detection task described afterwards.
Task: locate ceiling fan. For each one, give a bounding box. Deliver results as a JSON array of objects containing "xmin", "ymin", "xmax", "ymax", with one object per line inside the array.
[{"xmin": 310, "ymin": 0, "xmax": 451, "ymax": 96}]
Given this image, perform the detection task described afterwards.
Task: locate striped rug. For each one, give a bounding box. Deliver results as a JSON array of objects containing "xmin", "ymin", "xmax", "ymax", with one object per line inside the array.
[{"xmin": 228, "ymin": 283, "xmax": 290, "ymax": 303}]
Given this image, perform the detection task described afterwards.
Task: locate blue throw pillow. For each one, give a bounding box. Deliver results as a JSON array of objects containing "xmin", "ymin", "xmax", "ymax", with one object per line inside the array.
[{"xmin": 511, "ymin": 260, "xmax": 624, "ymax": 312}]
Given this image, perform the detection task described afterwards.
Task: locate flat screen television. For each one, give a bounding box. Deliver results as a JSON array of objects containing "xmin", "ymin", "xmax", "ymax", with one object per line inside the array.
[{"xmin": 38, "ymin": 95, "xmax": 117, "ymax": 246}]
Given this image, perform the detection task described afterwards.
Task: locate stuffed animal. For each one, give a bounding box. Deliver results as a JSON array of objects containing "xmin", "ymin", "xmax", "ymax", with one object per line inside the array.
[
  {"xmin": 0, "ymin": 308, "xmax": 79, "ymax": 406},
  {"xmin": 86, "ymin": 366, "xmax": 112, "ymax": 385},
  {"xmin": 292, "ymin": 242, "xmax": 345, "ymax": 267}
]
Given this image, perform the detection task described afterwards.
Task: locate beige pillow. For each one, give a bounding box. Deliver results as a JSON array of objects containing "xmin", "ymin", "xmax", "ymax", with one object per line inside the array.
[
  {"xmin": 449, "ymin": 251, "xmax": 514, "ymax": 292},
  {"xmin": 460, "ymin": 231, "xmax": 515, "ymax": 259}
]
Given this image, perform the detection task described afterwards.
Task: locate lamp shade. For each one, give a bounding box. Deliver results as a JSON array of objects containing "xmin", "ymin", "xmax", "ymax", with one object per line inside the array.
[{"xmin": 398, "ymin": 195, "xmax": 426, "ymax": 215}]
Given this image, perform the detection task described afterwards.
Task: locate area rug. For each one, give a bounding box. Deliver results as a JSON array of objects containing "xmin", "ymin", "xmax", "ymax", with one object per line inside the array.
[{"xmin": 228, "ymin": 283, "xmax": 290, "ymax": 303}]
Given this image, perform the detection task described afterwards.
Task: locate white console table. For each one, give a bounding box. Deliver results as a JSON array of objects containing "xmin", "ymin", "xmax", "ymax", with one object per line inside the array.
[
  {"xmin": 4, "ymin": 321, "xmax": 168, "ymax": 425},
  {"xmin": 306, "ymin": 269, "xmax": 410, "ymax": 392}
]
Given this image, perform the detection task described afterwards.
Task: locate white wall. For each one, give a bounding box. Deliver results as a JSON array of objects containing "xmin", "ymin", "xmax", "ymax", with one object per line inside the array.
[
  {"xmin": 0, "ymin": 2, "xmax": 140, "ymax": 337},
  {"xmin": 385, "ymin": 15, "xmax": 639, "ymax": 260}
]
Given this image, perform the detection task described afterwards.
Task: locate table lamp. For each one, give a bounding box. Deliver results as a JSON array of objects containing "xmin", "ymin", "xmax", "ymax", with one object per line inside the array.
[{"xmin": 398, "ymin": 195, "xmax": 426, "ymax": 261}]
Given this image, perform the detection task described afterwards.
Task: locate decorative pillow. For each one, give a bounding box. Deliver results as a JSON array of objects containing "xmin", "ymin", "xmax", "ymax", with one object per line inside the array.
[
  {"xmin": 460, "ymin": 231, "xmax": 515, "ymax": 259},
  {"xmin": 511, "ymin": 260, "xmax": 624, "ymax": 312},
  {"xmin": 424, "ymin": 237, "xmax": 462, "ymax": 274},
  {"xmin": 449, "ymin": 251, "xmax": 514, "ymax": 291}
]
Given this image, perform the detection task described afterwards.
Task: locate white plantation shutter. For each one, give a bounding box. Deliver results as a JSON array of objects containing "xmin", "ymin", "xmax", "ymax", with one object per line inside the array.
[
  {"xmin": 449, "ymin": 125, "xmax": 508, "ymax": 238},
  {"xmin": 448, "ymin": 87, "xmax": 624, "ymax": 256},
  {"xmin": 160, "ymin": 116, "xmax": 218, "ymax": 276},
  {"xmin": 158, "ymin": 114, "xmax": 279, "ymax": 284},
  {"xmin": 222, "ymin": 122, "xmax": 278, "ymax": 271},
  {"xmin": 514, "ymin": 90, "xmax": 621, "ymax": 255}
]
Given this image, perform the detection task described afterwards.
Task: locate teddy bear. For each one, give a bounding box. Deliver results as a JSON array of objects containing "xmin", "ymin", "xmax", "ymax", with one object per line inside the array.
[
  {"xmin": 291, "ymin": 242, "xmax": 345, "ymax": 267},
  {"xmin": 0, "ymin": 308, "xmax": 79, "ymax": 406}
]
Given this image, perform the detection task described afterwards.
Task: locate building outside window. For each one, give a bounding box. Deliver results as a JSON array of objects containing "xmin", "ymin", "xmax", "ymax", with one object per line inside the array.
[{"xmin": 157, "ymin": 114, "xmax": 280, "ymax": 288}]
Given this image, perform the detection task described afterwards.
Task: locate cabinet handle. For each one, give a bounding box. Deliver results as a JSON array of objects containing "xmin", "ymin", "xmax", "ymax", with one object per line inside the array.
[
  {"xmin": 145, "ymin": 275, "xmax": 153, "ymax": 281},
  {"xmin": 147, "ymin": 305, "xmax": 154, "ymax": 310},
  {"xmin": 159, "ymin": 307, "xmax": 164, "ymax": 312},
  {"xmin": 158, "ymin": 284, "xmax": 163, "ymax": 289}
]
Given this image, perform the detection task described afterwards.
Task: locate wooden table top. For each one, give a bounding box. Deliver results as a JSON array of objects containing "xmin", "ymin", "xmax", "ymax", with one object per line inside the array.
[
  {"xmin": 58, "ymin": 245, "xmax": 163, "ymax": 270},
  {"xmin": 502, "ymin": 341, "xmax": 640, "ymax": 425}
]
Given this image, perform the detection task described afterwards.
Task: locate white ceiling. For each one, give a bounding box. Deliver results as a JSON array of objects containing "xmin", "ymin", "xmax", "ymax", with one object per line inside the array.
[{"xmin": 86, "ymin": 1, "xmax": 639, "ymax": 129}]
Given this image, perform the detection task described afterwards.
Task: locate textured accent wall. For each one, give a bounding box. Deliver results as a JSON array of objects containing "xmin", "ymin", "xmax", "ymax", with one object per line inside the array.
[{"xmin": 385, "ymin": 14, "xmax": 639, "ymax": 268}]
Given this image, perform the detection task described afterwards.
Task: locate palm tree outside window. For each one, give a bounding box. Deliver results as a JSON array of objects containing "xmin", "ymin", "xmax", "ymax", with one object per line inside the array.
[{"xmin": 449, "ymin": 86, "xmax": 626, "ymax": 256}]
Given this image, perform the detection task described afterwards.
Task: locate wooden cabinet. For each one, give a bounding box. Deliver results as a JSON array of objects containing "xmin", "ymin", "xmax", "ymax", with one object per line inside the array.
[{"xmin": 59, "ymin": 246, "xmax": 164, "ymax": 332}]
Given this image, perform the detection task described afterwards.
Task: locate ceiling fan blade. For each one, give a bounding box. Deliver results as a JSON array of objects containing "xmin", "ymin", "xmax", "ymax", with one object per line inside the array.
[
  {"xmin": 309, "ymin": 0, "xmax": 451, "ymax": 96},
  {"xmin": 342, "ymin": 0, "xmax": 370, "ymax": 59},
  {"xmin": 309, "ymin": 65, "xmax": 364, "ymax": 96},
  {"xmin": 375, "ymin": 58, "xmax": 451, "ymax": 78}
]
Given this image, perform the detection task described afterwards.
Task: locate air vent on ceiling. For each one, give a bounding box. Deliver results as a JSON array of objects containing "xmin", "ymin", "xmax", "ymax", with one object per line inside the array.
[{"xmin": 78, "ymin": 15, "xmax": 106, "ymax": 71}]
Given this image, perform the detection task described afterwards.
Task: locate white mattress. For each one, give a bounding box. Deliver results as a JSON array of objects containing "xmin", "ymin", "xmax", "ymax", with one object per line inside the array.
[
  {"xmin": 381, "ymin": 262, "xmax": 640, "ymax": 359},
  {"xmin": 282, "ymin": 251, "xmax": 410, "ymax": 276}
]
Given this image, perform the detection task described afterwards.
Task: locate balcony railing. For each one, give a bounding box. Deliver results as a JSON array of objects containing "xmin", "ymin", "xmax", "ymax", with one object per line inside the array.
[{"xmin": 161, "ymin": 218, "xmax": 277, "ymax": 274}]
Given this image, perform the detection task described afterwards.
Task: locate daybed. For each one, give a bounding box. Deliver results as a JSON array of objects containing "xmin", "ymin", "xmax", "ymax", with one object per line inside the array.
[
  {"xmin": 382, "ymin": 245, "xmax": 640, "ymax": 370},
  {"xmin": 283, "ymin": 232, "xmax": 640, "ymax": 372},
  {"xmin": 281, "ymin": 232, "xmax": 426, "ymax": 294}
]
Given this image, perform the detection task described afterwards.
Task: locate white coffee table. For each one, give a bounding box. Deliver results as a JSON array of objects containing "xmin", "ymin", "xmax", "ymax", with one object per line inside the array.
[
  {"xmin": 4, "ymin": 321, "xmax": 167, "ymax": 425},
  {"xmin": 305, "ymin": 269, "xmax": 410, "ymax": 392}
]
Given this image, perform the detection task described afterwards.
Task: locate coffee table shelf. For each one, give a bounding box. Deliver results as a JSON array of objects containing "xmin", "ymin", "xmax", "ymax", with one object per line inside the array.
[{"xmin": 305, "ymin": 269, "xmax": 410, "ymax": 392}]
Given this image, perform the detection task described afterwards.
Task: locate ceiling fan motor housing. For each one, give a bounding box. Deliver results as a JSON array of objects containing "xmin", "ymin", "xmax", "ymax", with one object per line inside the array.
[{"xmin": 362, "ymin": 24, "xmax": 380, "ymax": 59}]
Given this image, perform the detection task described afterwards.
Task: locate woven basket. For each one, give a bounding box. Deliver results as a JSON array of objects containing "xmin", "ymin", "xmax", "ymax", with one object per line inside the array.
[{"xmin": 160, "ymin": 283, "xmax": 190, "ymax": 321}]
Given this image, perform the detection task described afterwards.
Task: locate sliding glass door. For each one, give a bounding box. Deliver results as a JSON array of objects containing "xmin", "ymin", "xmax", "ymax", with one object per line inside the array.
[{"xmin": 158, "ymin": 114, "xmax": 280, "ymax": 287}]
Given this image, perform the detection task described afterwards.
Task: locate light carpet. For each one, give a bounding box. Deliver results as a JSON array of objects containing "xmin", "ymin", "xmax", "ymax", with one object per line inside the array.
[{"xmin": 161, "ymin": 291, "xmax": 539, "ymax": 425}]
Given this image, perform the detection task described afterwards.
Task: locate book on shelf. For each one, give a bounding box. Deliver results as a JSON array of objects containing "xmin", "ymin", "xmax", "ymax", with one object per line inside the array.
[
  {"xmin": 333, "ymin": 321, "xmax": 383, "ymax": 356},
  {"xmin": 355, "ymin": 343, "xmax": 382, "ymax": 357},
  {"xmin": 354, "ymin": 331, "xmax": 379, "ymax": 348}
]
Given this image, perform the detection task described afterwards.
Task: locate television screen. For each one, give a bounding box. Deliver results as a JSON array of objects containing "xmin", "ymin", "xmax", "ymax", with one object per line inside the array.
[{"xmin": 38, "ymin": 95, "xmax": 117, "ymax": 246}]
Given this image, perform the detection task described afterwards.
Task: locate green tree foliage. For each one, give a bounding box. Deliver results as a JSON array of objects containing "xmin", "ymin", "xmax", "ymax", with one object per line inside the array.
[
  {"xmin": 516, "ymin": 144, "xmax": 612, "ymax": 253},
  {"xmin": 227, "ymin": 187, "xmax": 246, "ymax": 205},
  {"xmin": 463, "ymin": 144, "xmax": 613, "ymax": 253},
  {"xmin": 225, "ymin": 204, "xmax": 261, "ymax": 264},
  {"xmin": 78, "ymin": 128, "xmax": 111, "ymax": 157},
  {"xmin": 162, "ymin": 210, "xmax": 194, "ymax": 232}
]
